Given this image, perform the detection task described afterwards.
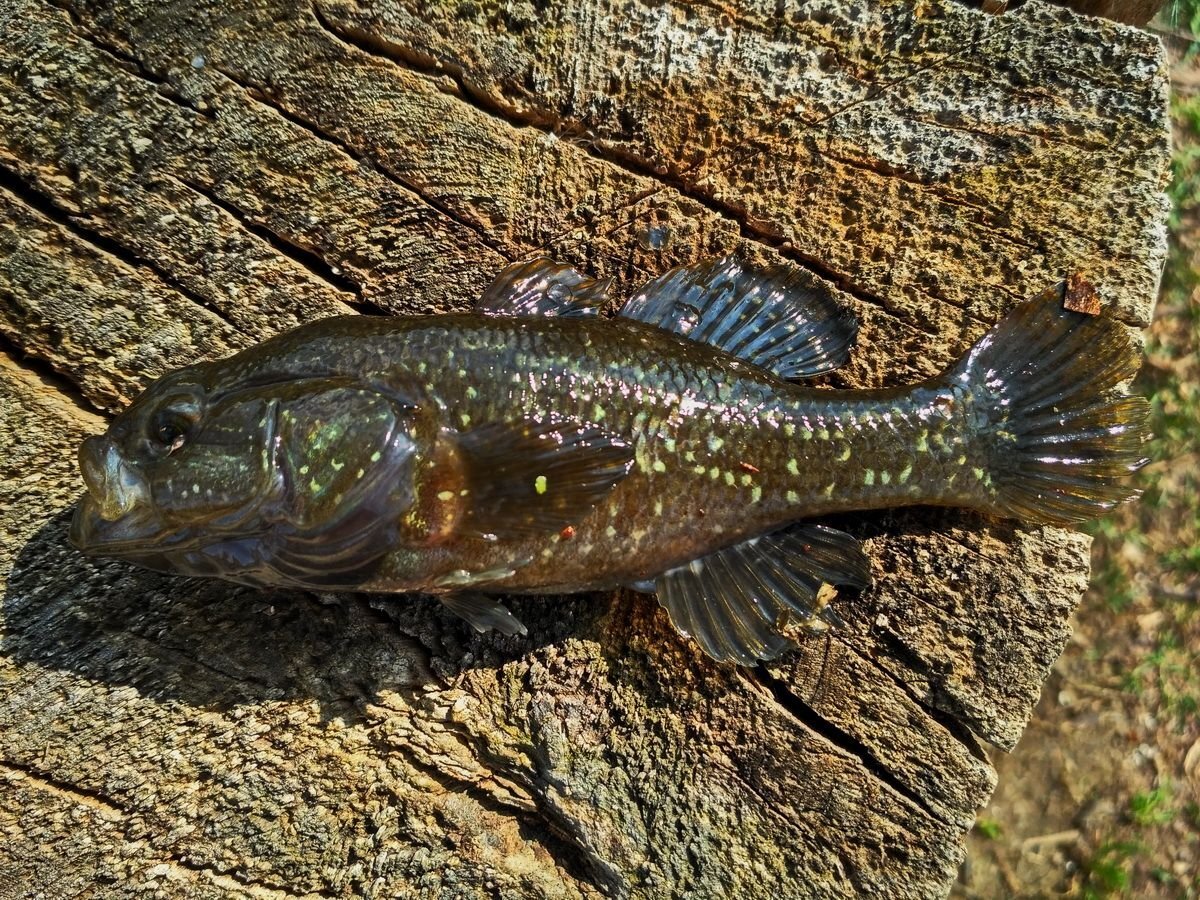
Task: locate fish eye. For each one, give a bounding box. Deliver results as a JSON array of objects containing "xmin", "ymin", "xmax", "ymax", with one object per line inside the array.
[{"xmin": 150, "ymin": 406, "xmax": 197, "ymax": 454}]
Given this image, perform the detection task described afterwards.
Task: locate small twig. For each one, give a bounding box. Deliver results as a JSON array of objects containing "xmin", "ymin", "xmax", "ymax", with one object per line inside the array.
[{"xmin": 1020, "ymin": 829, "xmax": 1081, "ymax": 853}]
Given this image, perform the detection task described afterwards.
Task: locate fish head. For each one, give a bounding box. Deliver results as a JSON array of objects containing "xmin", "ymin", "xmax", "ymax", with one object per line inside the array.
[
  {"xmin": 70, "ymin": 363, "xmax": 287, "ymax": 562},
  {"xmin": 70, "ymin": 360, "xmax": 427, "ymax": 586}
]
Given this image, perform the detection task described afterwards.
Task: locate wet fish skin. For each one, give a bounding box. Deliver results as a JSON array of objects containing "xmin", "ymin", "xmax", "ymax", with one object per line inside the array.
[
  {"xmin": 70, "ymin": 257, "xmax": 1149, "ymax": 664},
  {"xmin": 359, "ymin": 315, "xmax": 975, "ymax": 595}
]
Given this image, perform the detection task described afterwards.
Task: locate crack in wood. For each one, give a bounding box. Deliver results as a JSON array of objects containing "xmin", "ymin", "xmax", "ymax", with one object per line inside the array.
[
  {"xmin": 205, "ymin": 60, "xmax": 514, "ymax": 266},
  {"xmin": 162, "ymin": 852, "xmax": 339, "ymax": 900},
  {"xmin": 745, "ymin": 667, "xmax": 953, "ymax": 827},
  {"xmin": 778, "ymin": 626, "xmax": 994, "ymax": 801},
  {"xmin": 368, "ymin": 726, "xmax": 623, "ymax": 898},
  {"xmin": 43, "ymin": 0, "xmax": 216, "ymax": 119},
  {"xmin": 310, "ymin": 3, "xmax": 1005, "ymax": 334},
  {"xmin": 168, "ymin": 173, "xmax": 369, "ymax": 307},
  {"xmin": 0, "ymin": 167, "xmax": 244, "ymax": 338},
  {"xmin": 846, "ymin": 639, "xmax": 991, "ymax": 765},
  {"xmin": 16, "ymin": 3, "xmax": 507, "ymax": 310},
  {"xmin": 0, "ymin": 758, "xmax": 128, "ymax": 820},
  {"xmin": 0, "ymin": 334, "xmax": 108, "ymax": 420},
  {"xmin": 861, "ymin": 619, "xmax": 1017, "ymax": 747}
]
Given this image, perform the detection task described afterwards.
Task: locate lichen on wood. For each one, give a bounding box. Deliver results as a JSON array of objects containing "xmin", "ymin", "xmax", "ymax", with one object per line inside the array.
[{"xmin": 0, "ymin": 0, "xmax": 1169, "ymax": 897}]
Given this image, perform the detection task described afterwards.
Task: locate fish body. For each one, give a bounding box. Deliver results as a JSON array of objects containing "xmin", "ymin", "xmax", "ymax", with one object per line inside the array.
[{"xmin": 71, "ymin": 258, "xmax": 1149, "ymax": 664}]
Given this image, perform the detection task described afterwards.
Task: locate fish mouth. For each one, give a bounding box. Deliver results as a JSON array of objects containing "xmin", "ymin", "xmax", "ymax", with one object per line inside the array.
[
  {"xmin": 69, "ymin": 492, "xmax": 175, "ymax": 555},
  {"xmin": 70, "ymin": 436, "xmax": 170, "ymax": 555},
  {"xmin": 78, "ymin": 436, "xmax": 151, "ymax": 521}
]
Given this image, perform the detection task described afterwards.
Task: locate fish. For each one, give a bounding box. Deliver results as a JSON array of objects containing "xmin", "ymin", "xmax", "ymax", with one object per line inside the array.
[{"xmin": 69, "ymin": 257, "xmax": 1150, "ymax": 665}]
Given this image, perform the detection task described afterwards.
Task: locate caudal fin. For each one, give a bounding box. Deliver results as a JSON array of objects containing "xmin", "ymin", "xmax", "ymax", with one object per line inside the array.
[{"xmin": 956, "ymin": 282, "xmax": 1150, "ymax": 526}]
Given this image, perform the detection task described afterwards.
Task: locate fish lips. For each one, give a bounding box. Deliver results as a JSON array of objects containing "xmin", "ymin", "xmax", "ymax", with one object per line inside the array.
[
  {"xmin": 69, "ymin": 492, "xmax": 175, "ymax": 557},
  {"xmin": 70, "ymin": 436, "xmax": 165, "ymax": 555}
]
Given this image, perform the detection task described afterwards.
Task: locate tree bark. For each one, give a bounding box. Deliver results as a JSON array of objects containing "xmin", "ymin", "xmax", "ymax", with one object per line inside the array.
[{"xmin": 0, "ymin": 0, "xmax": 1168, "ymax": 897}]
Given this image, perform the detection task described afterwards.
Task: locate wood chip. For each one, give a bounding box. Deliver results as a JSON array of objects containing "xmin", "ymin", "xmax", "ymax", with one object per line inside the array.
[{"xmin": 1064, "ymin": 273, "xmax": 1102, "ymax": 316}]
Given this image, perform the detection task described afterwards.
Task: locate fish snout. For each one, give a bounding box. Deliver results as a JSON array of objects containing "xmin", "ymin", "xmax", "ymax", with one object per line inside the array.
[{"xmin": 79, "ymin": 436, "xmax": 151, "ymax": 521}]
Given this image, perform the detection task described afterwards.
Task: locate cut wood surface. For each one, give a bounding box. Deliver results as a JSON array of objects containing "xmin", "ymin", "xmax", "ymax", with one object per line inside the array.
[{"xmin": 0, "ymin": 0, "xmax": 1168, "ymax": 897}]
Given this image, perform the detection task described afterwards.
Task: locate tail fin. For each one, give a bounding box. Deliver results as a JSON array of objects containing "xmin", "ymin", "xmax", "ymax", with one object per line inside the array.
[{"xmin": 956, "ymin": 282, "xmax": 1150, "ymax": 526}]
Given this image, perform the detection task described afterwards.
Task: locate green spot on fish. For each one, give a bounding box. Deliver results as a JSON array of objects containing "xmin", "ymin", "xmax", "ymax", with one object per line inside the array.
[
  {"xmin": 864, "ymin": 470, "xmax": 876, "ymax": 486},
  {"xmin": 652, "ymin": 460, "xmax": 667, "ymax": 473},
  {"xmin": 787, "ymin": 458, "xmax": 799, "ymax": 476},
  {"xmin": 535, "ymin": 475, "xmax": 548, "ymax": 495}
]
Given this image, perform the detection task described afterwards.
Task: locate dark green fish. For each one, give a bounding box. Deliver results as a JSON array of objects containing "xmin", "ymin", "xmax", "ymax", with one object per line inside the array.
[{"xmin": 70, "ymin": 258, "xmax": 1149, "ymax": 664}]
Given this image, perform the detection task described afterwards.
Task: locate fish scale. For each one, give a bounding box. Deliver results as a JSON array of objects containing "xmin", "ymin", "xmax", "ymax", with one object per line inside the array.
[
  {"xmin": 363, "ymin": 316, "xmax": 987, "ymax": 593},
  {"xmin": 70, "ymin": 257, "xmax": 1149, "ymax": 665}
]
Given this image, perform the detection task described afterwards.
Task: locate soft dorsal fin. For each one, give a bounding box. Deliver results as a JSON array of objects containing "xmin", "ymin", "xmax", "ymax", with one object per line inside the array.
[
  {"xmin": 620, "ymin": 257, "xmax": 858, "ymax": 379},
  {"xmin": 456, "ymin": 419, "xmax": 634, "ymax": 537},
  {"xmin": 477, "ymin": 258, "xmax": 610, "ymax": 317},
  {"xmin": 655, "ymin": 524, "xmax": 872, "ymax": 665}
]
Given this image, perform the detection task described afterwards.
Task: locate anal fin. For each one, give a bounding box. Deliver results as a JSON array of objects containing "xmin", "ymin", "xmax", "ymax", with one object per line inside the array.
[
  {"xmin": 655, "ymin": 524, "xmax": 871, "ymax": 665},
  {"xmin": 620, "ymin": 257, "xmax": 858, "ymax": 379}
]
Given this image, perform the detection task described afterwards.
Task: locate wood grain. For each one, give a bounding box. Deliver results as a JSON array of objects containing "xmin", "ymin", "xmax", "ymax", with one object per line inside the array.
[{"xmin": 0, "ymin": 0, "xmax": 1168, "ymax": 897}]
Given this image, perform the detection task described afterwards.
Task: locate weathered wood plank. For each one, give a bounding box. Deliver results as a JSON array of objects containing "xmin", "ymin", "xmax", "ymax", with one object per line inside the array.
[{"xmin": 0, "ymin": 0, "xmax": 1168, "ymax": 897}]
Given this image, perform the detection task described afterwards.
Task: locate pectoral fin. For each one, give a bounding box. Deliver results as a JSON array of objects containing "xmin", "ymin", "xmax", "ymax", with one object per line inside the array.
[
  {"xmin": 458, "ymin": 420, "xmax": 634, "ymax": 537},
  {"xmin": 655, "ymin": 524, "xmax": 871, "ymax": 665},
  {"xmin": 477, "ymin": 258, "xmax": 610, "ymax": 317},
  {"xmin": 620, "ymin": 257, "xmax": 858, "ymax": 379},
  {"xmin": 439, "ymin": 592, "xmax": 528, "ymax": 636}
]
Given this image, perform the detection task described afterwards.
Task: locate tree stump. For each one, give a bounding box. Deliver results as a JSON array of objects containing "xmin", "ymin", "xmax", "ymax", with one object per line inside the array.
[{"xmin": 0, "ymin": 1, "xmax": 1169, "ymax": 897}]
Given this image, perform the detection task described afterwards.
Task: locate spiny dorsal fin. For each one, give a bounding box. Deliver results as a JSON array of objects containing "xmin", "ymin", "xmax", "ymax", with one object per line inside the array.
[
  {"xmin": 477, "ymin": 258, "xmax": 610, "ymax": 317},
  {"xmin": 457, "ymin": 419, "xmax": 634, "ymax": 537},
  {"xmin": 620, "ymin": 257, "xmax": 858, "ymax": 379},
  {"xmin": 655, "ymin": 524, "xmax": 872, "ymax": 665}
]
